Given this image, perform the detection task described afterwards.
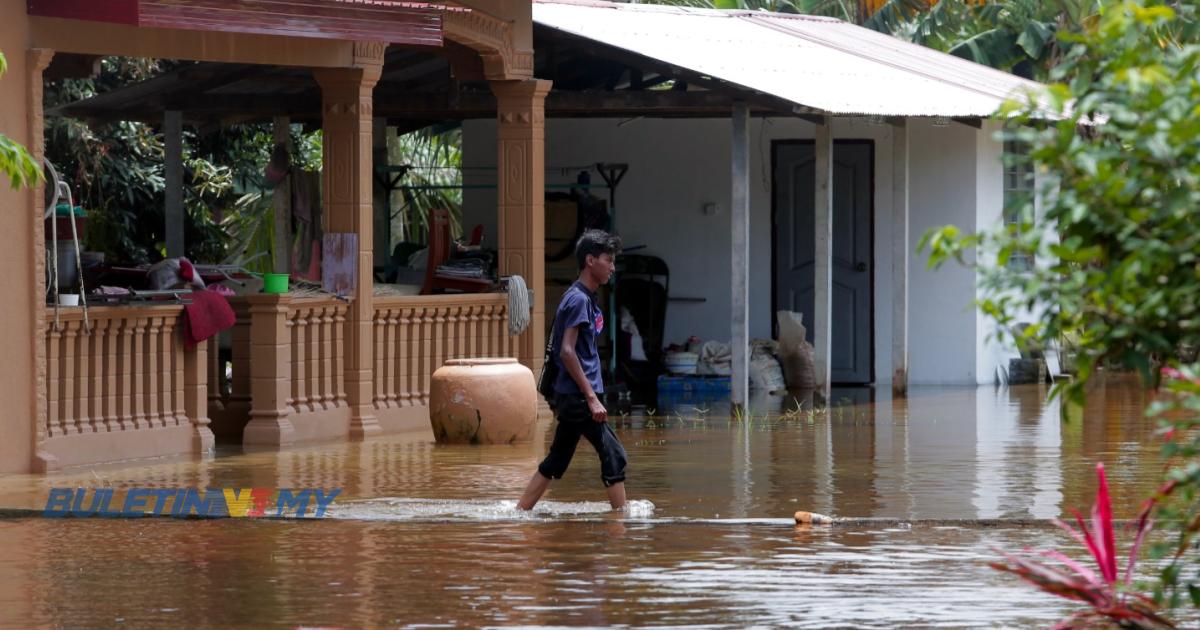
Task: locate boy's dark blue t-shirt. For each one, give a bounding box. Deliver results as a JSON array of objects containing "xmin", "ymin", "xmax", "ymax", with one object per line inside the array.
[{"xmin": 552, "ymin": 281, "xmax": 605, "ymax": 395}]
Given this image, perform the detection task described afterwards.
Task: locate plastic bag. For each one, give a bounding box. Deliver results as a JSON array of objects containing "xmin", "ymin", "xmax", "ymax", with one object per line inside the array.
[
  {"xmin": 776, "ymin": 310, "xmax": 816, "ymax": 390},
  {"xmin": 698, "ymin": 340, "xmax": 732, "ymax": 376},
  {"xmin": 748, "ymin": 351, "xmax": 786, "ymax": 392},
  {"xmin": 620, "ymin": 307, "xmax": 647, "ymax": 362}
]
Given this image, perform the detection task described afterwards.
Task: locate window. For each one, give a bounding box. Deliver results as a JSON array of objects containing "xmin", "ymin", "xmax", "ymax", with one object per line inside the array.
[{"xmin": 1003, "ymin": 140, "xmax": 1035, "ymax": 271}]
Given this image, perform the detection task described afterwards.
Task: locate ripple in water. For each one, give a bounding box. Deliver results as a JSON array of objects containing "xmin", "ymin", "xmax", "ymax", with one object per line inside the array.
[{"xmin": 328, "ymin": 497, "xmax": 656, "ymax": 521}]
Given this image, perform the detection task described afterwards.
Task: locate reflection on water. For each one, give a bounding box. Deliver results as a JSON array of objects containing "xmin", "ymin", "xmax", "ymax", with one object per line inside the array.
[
  {"xmin": 0, "ymin": 519, "xmax": 1083, "ymax": 628},
  {"xmin": 0, "ymin": 379, "xmax": 1176, "ymax": 627}
]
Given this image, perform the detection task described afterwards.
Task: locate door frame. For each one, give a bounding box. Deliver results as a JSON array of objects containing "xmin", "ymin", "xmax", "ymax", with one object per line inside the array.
[{"xmin": 769, "ymin": 138, "xmax": 877, "ymax": 385}]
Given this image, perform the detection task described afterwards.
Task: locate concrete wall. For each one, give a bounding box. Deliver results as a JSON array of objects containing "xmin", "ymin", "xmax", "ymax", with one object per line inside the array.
[
  {"xmin": 464, "ymin": 116, "xmax": 998, "ymax": 385},
  {"xmin": 906, "ymin": 120, "xmax": 981, "ymax": 384},
  {"xmin": 0, "ymin": 5, "xmax": 37, "ymax": 473}
]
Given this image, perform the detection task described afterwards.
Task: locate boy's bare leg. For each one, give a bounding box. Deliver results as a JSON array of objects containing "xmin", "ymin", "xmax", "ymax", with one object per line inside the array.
[
  {"xmin": 606, "ymin": 482, "xmax": 627, "ymax": 510},
  {"xmin": 517, "ymin": 472, "xmax": 551, "ymax": 510}
]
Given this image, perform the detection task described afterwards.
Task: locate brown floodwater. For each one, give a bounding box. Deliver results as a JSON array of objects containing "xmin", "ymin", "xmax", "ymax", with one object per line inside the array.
[{"xmin": 0, "ymin": 379, "xmax": 1185, "ymax": 628}]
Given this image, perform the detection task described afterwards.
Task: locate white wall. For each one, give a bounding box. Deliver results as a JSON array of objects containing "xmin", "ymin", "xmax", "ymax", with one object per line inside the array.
[
  {"xmin": 463, "ymin": 116, "xmax": 998, "ymax": 385},
  {"xmin": 974, "ymin": 120, "xmax": 1014, "ymax": 385},
  {"xmin": 907, "ymin": 120, "xmax": 982, "ymax": 384}
]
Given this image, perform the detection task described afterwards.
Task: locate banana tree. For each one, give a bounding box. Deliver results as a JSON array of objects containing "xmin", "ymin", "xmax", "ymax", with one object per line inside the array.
[
  {"xmin": 387, "ymin": 126, "xmax": 464, "ymax": 247},
  {"xmin": 934, "ymin": 1, "xmax": 1100, "ymax": 78}
]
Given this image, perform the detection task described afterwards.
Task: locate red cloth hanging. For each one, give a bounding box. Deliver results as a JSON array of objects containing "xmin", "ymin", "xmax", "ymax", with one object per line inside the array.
[{"xmin": 182, "ymin": 289, "xmax": 236, "ymax": 349}]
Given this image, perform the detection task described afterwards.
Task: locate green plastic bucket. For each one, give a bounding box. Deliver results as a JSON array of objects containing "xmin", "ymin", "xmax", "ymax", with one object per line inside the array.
[{"xmin": 262, "ymin": 273, "xmax": 289, "ymax": 294}]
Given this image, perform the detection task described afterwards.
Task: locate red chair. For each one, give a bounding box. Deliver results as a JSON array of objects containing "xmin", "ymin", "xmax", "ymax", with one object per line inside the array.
[{"xmin": 421, "ymin": 208, "xmax": 493, "ymax": 295}]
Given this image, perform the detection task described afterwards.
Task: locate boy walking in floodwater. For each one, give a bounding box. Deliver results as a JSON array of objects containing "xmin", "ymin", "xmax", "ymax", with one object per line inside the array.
[{"xmin": 517, "ymin": 229, "xmax": 628, "ymax": 511}]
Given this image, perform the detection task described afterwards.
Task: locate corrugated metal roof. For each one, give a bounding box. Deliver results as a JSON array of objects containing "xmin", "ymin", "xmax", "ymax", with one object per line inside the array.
[{"xmin": 532, "ymin": 0, "xmax": 1045, "ymax": 118}]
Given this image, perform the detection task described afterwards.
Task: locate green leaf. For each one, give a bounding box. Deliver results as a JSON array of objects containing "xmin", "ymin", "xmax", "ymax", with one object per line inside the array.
[
  {"xmin": 1048, "ymin": 243, "xmax": 1103, "ymax": 263},
  {"xmin": 1016, "ymin": 21, "xmax": 1056, "ymax": 59},
  {"xmin": 1164, "ymin": 562, "xmax": 1181, "ymax": 587},
  {"xmin": 861, "ymin": 0, "xmax": 928, "ymax": 33},
  {"xmin": 0, "ymin": 133, "xmax": 43, "ymax": 189},
  {"xmin": 949, "ymin": 29, "xmax": 1020, "ymax": 69}
]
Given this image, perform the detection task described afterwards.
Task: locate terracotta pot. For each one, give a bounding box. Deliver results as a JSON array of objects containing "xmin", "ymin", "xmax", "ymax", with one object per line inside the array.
[{"xmin": 429, "ymin": 358, "xmax": 536, "ymax": 444}]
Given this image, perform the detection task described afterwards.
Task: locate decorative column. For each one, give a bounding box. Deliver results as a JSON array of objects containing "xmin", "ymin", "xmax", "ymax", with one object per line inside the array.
[
  {"xmin": 314, "ymin": 42, "xmax": 384, "ymax": 439},
  {"xmin": 184, "ymin": 341, "xmax": 215, "ymax": 455},
  {"xmin": 29, "ymin": 48, "xmax": 56, "ymax": 473},
  {"xmin": 490, "ymin": 79, "xmax": 551, "ymax": 372},
  {"xmin": 243, "ymin": 294, "xmax": 294, "ymax": 446}
]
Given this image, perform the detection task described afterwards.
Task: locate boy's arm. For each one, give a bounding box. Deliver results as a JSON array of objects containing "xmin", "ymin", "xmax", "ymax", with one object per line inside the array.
[{"xmin": 559, "ymin": 325, "xmax": 607, "ymax": 422}]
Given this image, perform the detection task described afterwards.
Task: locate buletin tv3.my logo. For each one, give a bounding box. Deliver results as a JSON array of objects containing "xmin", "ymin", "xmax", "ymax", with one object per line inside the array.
[{"xmin": 44, "ymin": 488, "xmax": 340, "ymax": 518}]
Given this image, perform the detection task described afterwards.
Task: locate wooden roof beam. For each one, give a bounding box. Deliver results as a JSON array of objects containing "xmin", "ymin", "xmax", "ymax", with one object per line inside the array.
[{"xmin": 51, "ymin": 89, "xmax": 790, "ymax": 124}]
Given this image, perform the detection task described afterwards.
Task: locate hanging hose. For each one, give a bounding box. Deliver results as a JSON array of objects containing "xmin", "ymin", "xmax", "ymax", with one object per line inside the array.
[
  {"xmin": 46, "ymin": 161, "xmax": 61, "ymax": 331},
  {"xmin": 506, "ymin": 275, "xmax": 531, "ymax": 336},
  {"xmin": 44, "ymin": 160, "xmax": 89, "ymax": 333}
]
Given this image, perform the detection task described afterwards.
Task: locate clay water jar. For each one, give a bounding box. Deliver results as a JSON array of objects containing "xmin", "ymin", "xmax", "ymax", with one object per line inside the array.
[{"xmin": 429, "ymin": 358, "xmax": 536, "ymax": 444}]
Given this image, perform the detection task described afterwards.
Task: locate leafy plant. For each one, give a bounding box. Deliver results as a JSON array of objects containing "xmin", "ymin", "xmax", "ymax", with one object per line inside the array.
[
  {"xmin": 1148, "ymin": 366, "xmax": 1200, "ymax": 609},
  {"xmin": 44, "ymin": 57, "xmax": 323, "ymax": 265},
  {"xmin": 921, "ymin": 0, "xmax": 1200, "ymax": 614},
  {"xmin": 0, "ymin": 51, "xmax": 43, "ymax": 188},
  {"xmin": 992, "ymin": 463, "xmax": 1172, "ymax": 629},
  {"xmin": 220, "ymin": 191, "xmax": 275, "ymax": 274},
  {"xmin": 388, "ymin": 126, "xmax": 464, "ymax": 246},
  {"xmin": 921, "ymin": 1, "xmax": 1200, "ymax": 409}
]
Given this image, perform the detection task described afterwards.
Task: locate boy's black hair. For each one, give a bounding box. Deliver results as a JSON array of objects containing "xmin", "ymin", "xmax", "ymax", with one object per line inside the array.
[{"xmin": 575, "ymin": 229, "xmax": 622, "ymax": 270}]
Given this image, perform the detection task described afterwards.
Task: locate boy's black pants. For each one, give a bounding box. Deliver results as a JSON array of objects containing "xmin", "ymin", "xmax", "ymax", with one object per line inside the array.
[{"xmin": 537, "ymin": 393, "xmax": 627, "ymax": 487}]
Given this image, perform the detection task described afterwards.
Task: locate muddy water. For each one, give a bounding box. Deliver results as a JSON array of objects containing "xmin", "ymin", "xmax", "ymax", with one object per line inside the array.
[{"xmin": 0, "ymin": 380, "xmax": 1179, "ymax": 627}]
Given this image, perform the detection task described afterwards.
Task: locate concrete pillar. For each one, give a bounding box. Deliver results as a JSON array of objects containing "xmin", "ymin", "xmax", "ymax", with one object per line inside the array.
[
  {"xmin": 313, "ymin": 42, "xmax": 385, "ymax": 439},
  {"xmin": 243, "ymin": 294, "xmax": 295, "ymax": 446},
  {"xmin": 730, "ymin": 102, "xmax": 750, "ymax": 407},
  {"xmin": 164, "ymin": 110, "xmax": 184, "ymax": 258},
  {"xmin": 892, "ymin": 120, "xmax": 910, "ymax": 396},
  {"xmin": 813, "ymin": 117, "xmax": 834, "ymax": 398},
  {"xmin": 183, "ymin": 341, "xmax": 215, "ymax": 455},
  {"xmin": 490, "ymin": 79, "xmax": 551, "ymax": 371},
  {"xmin": 29, "ymin": 48, "xmax": 56, "ymax": 473}
]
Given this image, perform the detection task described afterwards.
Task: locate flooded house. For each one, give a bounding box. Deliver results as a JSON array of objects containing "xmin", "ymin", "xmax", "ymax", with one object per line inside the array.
[{"xmin": 0, "ymin": 0, "xmax": 1043, "ymax": 473}]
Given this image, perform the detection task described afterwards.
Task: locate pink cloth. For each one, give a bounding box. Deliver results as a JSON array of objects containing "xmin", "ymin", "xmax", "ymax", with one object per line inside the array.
[{"xmin": 182, "ymin": 289, "xmax": 235, "ymax": 349}]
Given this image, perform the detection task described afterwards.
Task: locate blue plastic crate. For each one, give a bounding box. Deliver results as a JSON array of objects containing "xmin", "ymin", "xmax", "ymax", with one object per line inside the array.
[
  {"xmin": 657, "ymin": 375, "xmax": 731, "ymax": 394},
  {"xmin": 655, "ymin": 376, "xmax": 731, "ymax": 413}
]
